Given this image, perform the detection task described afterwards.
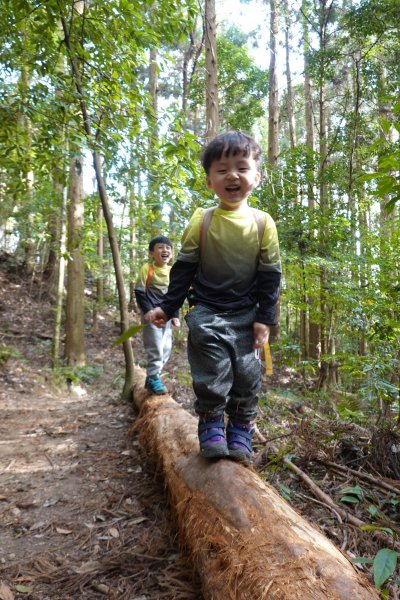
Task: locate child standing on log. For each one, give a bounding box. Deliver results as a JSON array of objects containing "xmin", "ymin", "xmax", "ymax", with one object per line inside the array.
[
  {"xmin": 134, "ymin": 235, "xmax": 180, "ymax": 395},
  {"xmin": 149, "ymin": 132, "xmax": 281, "ymax": 462}
]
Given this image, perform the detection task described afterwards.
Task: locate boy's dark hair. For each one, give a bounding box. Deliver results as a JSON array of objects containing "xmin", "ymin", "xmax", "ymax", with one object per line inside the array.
[
  {"xmin": 201, "ymin": 131, "xmax": 262, "ymax": 174},
  {"xmin": 149, "ymin": 235, "xmax": 173, "ymax": 251}
]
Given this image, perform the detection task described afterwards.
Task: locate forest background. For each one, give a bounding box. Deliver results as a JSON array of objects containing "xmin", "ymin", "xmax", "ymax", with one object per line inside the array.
[
  {"xmin": 0, "ymin": 0, "xmax": 400, "ymax": 595},
  {"xmin": 1, "ymin": 0, "xmax": 398, "ymax": 408}
]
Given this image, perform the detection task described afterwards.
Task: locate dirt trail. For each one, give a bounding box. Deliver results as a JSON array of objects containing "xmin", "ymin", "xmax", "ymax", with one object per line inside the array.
[{"xmin": 0, "ymin": 266, "xmax": 201, "ymax": 600}]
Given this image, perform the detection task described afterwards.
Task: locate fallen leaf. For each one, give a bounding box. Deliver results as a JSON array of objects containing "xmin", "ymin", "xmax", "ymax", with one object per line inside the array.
[
  {"xmin": 130, "ymin": 517, "xmax": 148, "ymax": 525},
  {"xmin": 108, "ymin": 527, "xmax": 119, "ymax": 538},
  {"xmin": 73, "ymin": 561, "xmax": 102, "ymax": 575},
  {"xmin": 14, "ymin": 586, "xmax": 32, "ymax": 594},
  {"xmin": 43, "ymin": 497, "xmax": 59, "ymax": 508},
  {"xmin": 0, "ymin": 582, "xmax": 14, "ymax": 600},
  {"xmin": 55, "ymin": 527, "xmax": 72, "ymax": 535}
]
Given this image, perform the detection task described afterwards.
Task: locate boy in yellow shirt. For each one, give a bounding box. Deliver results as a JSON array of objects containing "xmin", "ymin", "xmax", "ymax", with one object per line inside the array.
[
  {"xmin": 150, "ymin": 132, "xmax": 281, "ymax": 462},
  {"xmin": 134, "ymin": 236, "xmax": 180, "ymax": 394}
]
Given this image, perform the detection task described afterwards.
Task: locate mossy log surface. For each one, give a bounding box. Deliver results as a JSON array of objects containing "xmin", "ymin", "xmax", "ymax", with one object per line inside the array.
[{"xmin": 132, "ymin": 368, "xmax": 378, "ymax": 600}]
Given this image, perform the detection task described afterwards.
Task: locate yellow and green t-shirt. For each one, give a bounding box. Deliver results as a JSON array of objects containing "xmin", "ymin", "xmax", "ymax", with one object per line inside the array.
[
  {"xmin": 160, "ymin": 204, "xmax": 282, "ymax": 325},
  {"xmin": 134, "ymin": 262, "xmax": 172, "ymax": 315}
]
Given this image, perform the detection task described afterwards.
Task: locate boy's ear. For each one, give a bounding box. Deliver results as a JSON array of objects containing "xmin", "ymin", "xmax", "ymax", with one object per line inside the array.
[
  {"xmin": 254, "ymin": 171, "xmax": 261, "ymax": 187},
  {"xmin": 206, "ymin": 175, "xmax": 213, "ymax": 189}
]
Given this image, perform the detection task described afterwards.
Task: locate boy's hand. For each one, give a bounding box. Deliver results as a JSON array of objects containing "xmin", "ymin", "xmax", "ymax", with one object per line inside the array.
[
  {"xmin": 172, "ymin": 318, "xmax": 181, "ymax": 328},
  {"xmin": 146, "ymin": 307, "xmax": 168, "ymax": 328},
  {"xmin": 253, "ymin": 322, "xmax": 270, "ymax": 349}
]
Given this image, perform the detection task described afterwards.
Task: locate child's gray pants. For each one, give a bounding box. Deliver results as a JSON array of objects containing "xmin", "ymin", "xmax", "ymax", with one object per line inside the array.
[
  {"xmin": 185, "ymin": 305, "xmax": 261, "ymax": 423},
  {"xmin": 141, "ymin": 318, "xmax": 173, "ymax": 377}
]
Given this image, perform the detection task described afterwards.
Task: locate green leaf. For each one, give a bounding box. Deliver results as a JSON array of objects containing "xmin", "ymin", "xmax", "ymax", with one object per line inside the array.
[
  {"xmin": 368, "ymin": 505, "xmax": 380, "ymax": 517},
  {"xmin": 351, "ymin": 556, "xmax": 374, "ymax": 565},
  {"xmin": 276, "ymin": 482, "xmax": 292, "ymax": 501},
  {"xmin": 380, "ymin": 118, "xmax": 392, "ymax": 135},
  {"xmin": 360, "ymin": 526, "xmax": 394, "ymax": 535},
  {"xmin": 340, "ymin": 485, "xmax": 364, "ymax": 502},
  {"xmin": 112, "ymin": 324, "xmax": 146, "ymax": 347},
  {"xmin": 373, "ymin": 548, "xmax": 400, "ymax": 589},
  {"xmin": 15, "ymin": 585, "xmax": 33, "ymax": 593},
  {"xmin": 340, "ymin": 495, "xmax": 360, "ymax": 503}
]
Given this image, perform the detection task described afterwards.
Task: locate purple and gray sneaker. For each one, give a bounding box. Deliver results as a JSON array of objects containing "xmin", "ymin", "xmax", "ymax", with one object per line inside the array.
[
  {"xmin": 227, "ymin": 421, "xmax": 254, "ymax": 464},
  {"xmin": 198, "ymin": 415, "xmax": 229, "ymax": 459}
]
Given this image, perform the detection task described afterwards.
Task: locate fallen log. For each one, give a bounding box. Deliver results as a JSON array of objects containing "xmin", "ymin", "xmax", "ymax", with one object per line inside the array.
[{"xmin": 132, "ymin": 368, "xmax": 378, "ymax": 600}]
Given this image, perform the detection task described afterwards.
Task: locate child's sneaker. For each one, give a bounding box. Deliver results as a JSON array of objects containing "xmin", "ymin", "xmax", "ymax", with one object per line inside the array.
[
  {"xmin": 227, "ymin": 421, "xmax": 254, "ymax": 464},
  {"xmin": 145, "ymin": 375, "xmax": 167, "ymax": 395},
  {"xmin": 198, "ymin": 415, "xmax": 229, "ymax": 459}
]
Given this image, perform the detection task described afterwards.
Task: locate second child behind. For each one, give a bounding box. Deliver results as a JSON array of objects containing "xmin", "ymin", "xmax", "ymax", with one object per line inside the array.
[
  {"xmin": 134, "ymin": 235, "xmax": 180, "ymax": 395},
  {"xmin": 150, "ymin": 131, "xmax": 281, "ymax": 463}
]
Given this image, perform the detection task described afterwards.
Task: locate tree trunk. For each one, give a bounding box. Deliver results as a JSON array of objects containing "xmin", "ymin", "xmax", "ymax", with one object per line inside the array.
[
  {"xmin": 61, "ymin": 14, "xmax": 135, "ymax": 400},
  {"xmin": 93, "ymin": 152, "xmax": 135, "ymax": 400},
  {"xmin": 51, "ymin": 184, "xmax": 68, "ymax": 368},
  {"xmin": 302, "ymin": 0, "xmax": 319, "ymax": 361},
  {"xmin": 267, "ymin": 0, "xmax": 279, "ymax": 166},
  {"xmin": 64, "ymin": 153, "xmax": 86, "ymax": 367},
  {"xmin": 204, "ymin": 0, "xmax": 219, "ymax": 140},
  {"xmin": 91, "ymin": 204, "xmax": 104, "ymax": 333},
  {"xmin": 132, "ymin": 368, "xmax": 378, "ymax": 600},
  {"xmin": 283, "ymin": 0, "xmax": 296, "ymax": 149},
  {"xmin": 267, "ymin": 0, "xmax": 281, "ymax": 342}
]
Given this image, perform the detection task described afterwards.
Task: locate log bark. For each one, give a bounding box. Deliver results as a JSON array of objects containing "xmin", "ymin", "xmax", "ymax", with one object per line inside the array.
[{"xmin": 132, "ymin": 368, "xmax": 378, "ymax": 600}]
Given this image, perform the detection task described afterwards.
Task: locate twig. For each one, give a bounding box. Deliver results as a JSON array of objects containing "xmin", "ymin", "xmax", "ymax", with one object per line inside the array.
[
  {"xmin": 320, "ymin": 460, "xmax": 400, "ymax": 495},
  {"xmin": 270, "ymin": 445, "xmax": 400, "ymax": 552}
]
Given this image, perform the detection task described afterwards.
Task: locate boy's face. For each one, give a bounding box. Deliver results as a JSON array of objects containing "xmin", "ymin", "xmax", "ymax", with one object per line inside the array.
[
  {"xmin": 206, "ymin": 151, "xmax": 261, "ymax": 210},
  {"xmin": 150, "ymin": 243, "xmax": 172, "ymax": 266}
]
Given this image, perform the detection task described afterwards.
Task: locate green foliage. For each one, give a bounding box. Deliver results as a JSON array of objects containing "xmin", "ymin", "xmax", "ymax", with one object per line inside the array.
[
  {"xmin": 0, "ymin": 345, "xmax": 21, "ymax": 365},
  {"xmin": 53, "ymin": 363, "xmax": 103, "ymax": 386},
  {"xmin": 112, "ymin": 324, "xmax": 146, "ymax": 347},
  {"xmin": 354, "ymin": 546, "xmax": 400, "ymax": 591},
  {"xmin": 189, "ymin": 25, "xmax": 268, "ymax": 134}
]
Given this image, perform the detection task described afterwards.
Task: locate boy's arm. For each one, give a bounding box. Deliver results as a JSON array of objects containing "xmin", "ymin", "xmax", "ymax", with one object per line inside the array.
[
  {"xmin": 160, "ymin": 259, "xmax": 198, "ymax": 319},
  {"xmin": 134, "ymin": 265, "xmax": 153, "ymax": 314},
  {"xmin": 256, "ymin": 214, "xmax": 281, "ymax": 325},
  {"xmin": 255, "ymin": 271, "xmax": 281, "ymax": 325}
]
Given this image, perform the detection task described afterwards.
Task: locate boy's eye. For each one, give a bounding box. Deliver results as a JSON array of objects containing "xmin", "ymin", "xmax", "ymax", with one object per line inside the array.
[
  {"xmin": 239, "ymin": 168, "xmax": 249, "ymax": 172},
  {"xmin": 217, "ymin": 170, "xmax": 226, "ymax": 174}
]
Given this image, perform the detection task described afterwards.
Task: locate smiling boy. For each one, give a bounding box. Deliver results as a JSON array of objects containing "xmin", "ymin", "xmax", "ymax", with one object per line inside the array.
[
  {"xmin": 134, "ymin": 236, "xmax": 180, "ymax": 395},
  {"xmin": 150, "ymin": 131, "xmax": 281, "ymax": 462}
]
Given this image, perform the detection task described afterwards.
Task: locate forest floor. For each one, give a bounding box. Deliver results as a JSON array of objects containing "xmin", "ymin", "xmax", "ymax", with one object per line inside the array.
[{"xmin": 0, "ymin": 260, "xmax": 399, "ymax": 600}]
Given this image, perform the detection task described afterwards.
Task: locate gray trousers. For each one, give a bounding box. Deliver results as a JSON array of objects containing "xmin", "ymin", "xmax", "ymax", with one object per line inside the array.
[
  {"xmin": 185, "ymin": 305, "xmax": 261, "ymax": 422},
  {"xmin": 142, "ymin": 318, "xmax": 173, "ymax": 377}
]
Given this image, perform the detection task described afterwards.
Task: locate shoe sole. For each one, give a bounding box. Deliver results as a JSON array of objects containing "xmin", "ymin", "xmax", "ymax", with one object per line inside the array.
[
  {"xmin": 200, "ymin": 444, "xmax": 229, "ymax": 459},
  {"xmin": 228, "ymin": 448, "xmax": 252, "ymax": 464}
]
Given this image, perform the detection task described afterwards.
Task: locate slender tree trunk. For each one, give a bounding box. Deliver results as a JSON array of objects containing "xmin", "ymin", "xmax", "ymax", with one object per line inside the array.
[
  {"xmin": 267, "ymin": 0, "xmax": 281, "ymax": 341},
  {"xmin": 182, "ymin": 19, "xmax": 203, "ymax": 121},
  {"xmin": 18, "ymin": 65, "xmax": 36, "ymax": 275},
  {"xmin": 302, "ymin": 1, "xmax": 317, "ymax": 360},
  {"xmin": 148, "ymin": 37, "xmax": 163, "ymax": 234},
  {"xmin": 64, "ymin": 153, "xmax": 86, "ymax": 367},
  {"xmin": 267, "ymin": 0, "xmax": 279, "ymax": 166},
  {"xmin": 52, "ymin": 184, "xmax": 68, "ymax": 367},
  {"xmin": 61, "ymin": 13, "xmax": 135, "ymax": 399},
  {"xmin": 283, "ymin": 0, "xmax": 296, "ymax": 149},
  {"xmin": 91, "ymin": 204, "xmax": 104, "ymax": 333},
  {"xmin": 204, "ymin": 0, "xmax": 219, "ymax": 141}
]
